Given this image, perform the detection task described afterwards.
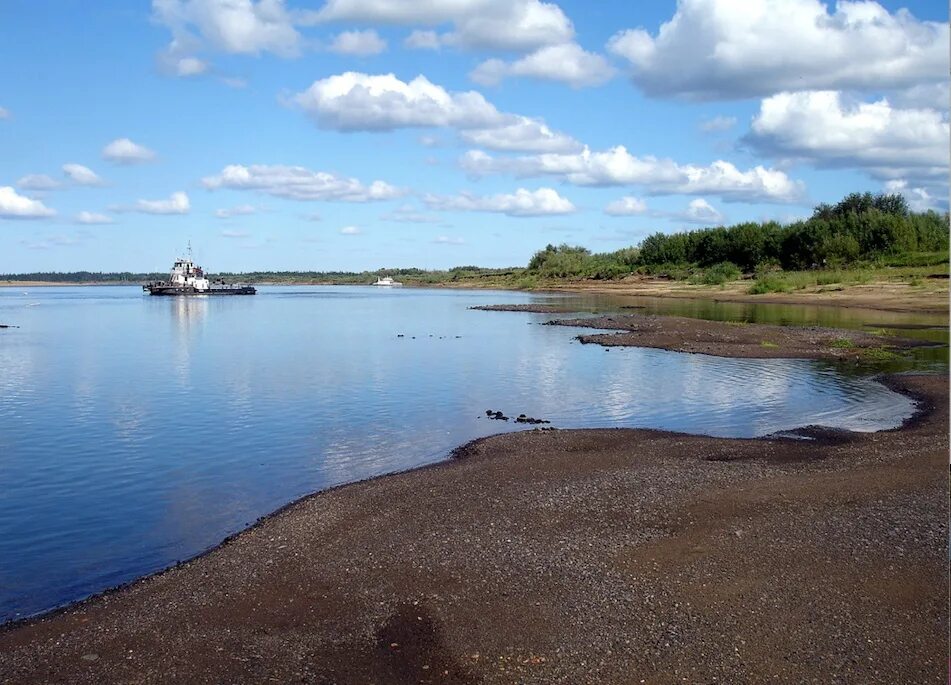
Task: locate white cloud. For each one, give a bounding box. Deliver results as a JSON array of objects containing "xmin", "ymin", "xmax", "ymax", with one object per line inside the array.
[
  {"xmin": 339, "ymin": 225, "xmax": 362, "ymax": 235},
  {"xmin": 221, "ymin": 76, "xmax": 248, "ymax": 88},
  {"xmin": 215, "ymin": 204, "xmax": 257, "ymax": 218},
  {"xmin": 893, "ymin": 81, "xmax": 951, "ymax": 111},
  {"xmin": 293, "ymin": 72, "xmax": 504, "ymax": 131},
  {"xmin": 17, "ymin": 174, "xmax": 61, "ymax": 191},
  {"xmin": 75, "ymin": 211, "xmax": 114, "ymax": 224},
  {"xmin": 607, "ymin": 0, "xmax": 949, "ymax": 100},
  {"xmin": 152, "ymin": 0, "xmax": 300, "ymax": 57},
  {"xmin": 458, "ymin": 116, "xmax": 581, "ymax": 153},
  {"xmin": 135, "ymin": 191, "xmax": 191, "ymax": 215},
  {"xmin": 292, "ymin": 71, "xmax": 578, "ymax": 153},
  {"xmin": 0, "ymin": 106, "xmax": 9, "ymax": 119},
  {"xmin": 221, "ymin": 229, "xmax": 251, "ymax": 238},
  {"xmin": 470, "ymin": 43, "xmax": 615, "ymax": 88},
  {"xmin": 433, "ymin": 235, "xmax": 464, "ymax": 245},
  {"xmin": 604, "ymin": 196, "xmax": 647, "ymax": 216},
  {"xmin": 202, "ymin": 163, "xmax": 403, "ymax": 202},
  {"xmin": 425, "ymin": 187, "xmax": 575, "ymax": 217},
  {"xmin": 461, "ymin": 147, "xmax": 804, "ymax": 203},
  {"xmin": 63, "ymin": 163, "xmax": 104, "ymax": 186},
  {"xmin": 102, "ymin": 138, "xmax": 156, "ymax": 164},
  {"xmin": 175, "ymin": 56, "xmax": 210, "ymax": 76},
  {"xmin": 328, "ymin": 29, "xmax": 386, "ymax": 56},
  {"xmin": 747, "ymin": 90, "xmax": 949, "ymax": 181},
  {"xmin": 884, "ymin": 179, "xmax": 944, "ymax": 212},
  {"xmin": 700, "ymin": 115, "xmax": 737, "ymax": 133},
  {"xmin": 0, "ymin": 186, "xmax": 56, "ymax": 219},
  {"xmin": 404, "ymin": 29, "xmax": 441, "ymax": 50},
  {"xmin": 308, "ymin": 0, "xmax": 573, "ymax": 51},
  {"xmin": 382, "ymin": 203, "xmax": 443, "ymax": 223},
  {"xmin": 679, "ymin": 198, "xmax": 724, "ymax": 224}
]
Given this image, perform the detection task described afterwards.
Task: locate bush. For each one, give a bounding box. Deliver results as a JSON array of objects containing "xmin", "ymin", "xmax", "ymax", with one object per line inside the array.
[
  {"xmin": 699, "ymin": 261, "xmax": 741, "ymax": 285},
  {"xmin": 749, "ymin": 273, "xmax": 791, "ymax": 294}
]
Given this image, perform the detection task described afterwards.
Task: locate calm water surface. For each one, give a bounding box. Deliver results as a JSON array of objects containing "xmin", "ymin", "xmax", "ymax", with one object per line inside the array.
[{"xmin": 0, "ymin": 285, "xmax": 942, "ymax": 622}]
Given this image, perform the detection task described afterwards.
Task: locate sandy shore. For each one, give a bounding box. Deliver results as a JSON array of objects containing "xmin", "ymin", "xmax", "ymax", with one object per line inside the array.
[
  {"xmin": 533, "ymin": 278, "xmax": 950, "ymax": 315},
  {"xmin": 0, "ymin": 372, "xmax": 946, "ymax": 684}
]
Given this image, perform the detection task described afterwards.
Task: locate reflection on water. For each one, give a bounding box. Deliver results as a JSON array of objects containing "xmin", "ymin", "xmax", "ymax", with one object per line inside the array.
[{"xmin": 0, "ymin": 285, "xmax": 943, "ymax": 623}]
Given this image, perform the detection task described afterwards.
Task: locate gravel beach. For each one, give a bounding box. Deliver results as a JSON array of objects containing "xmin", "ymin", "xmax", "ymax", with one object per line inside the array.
[
  {"xmin": 472, "ymin": 305, "xmax": 928, "ymax": 360},
  {"xmin": 0, "ymin": 373, "xmax": 946, "ymax": 684}
]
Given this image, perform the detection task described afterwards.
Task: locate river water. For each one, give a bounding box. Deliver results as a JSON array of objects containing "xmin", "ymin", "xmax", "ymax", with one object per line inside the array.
[{"xmin": 0, "ymin": 285, "xmax": 945, "ymax": 622}]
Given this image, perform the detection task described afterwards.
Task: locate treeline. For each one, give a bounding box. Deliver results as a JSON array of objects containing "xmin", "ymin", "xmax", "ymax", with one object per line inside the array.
[
  {"xmin": 526, "ymin": 193, "xmax": 949, "ymax": 280},
  {"xmin": 0, "ymin": 271, "xmax": 164, "ymax": 283}
]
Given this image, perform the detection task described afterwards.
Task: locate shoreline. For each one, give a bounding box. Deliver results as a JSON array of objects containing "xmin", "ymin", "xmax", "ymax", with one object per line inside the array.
[
  {"xmin": 1, "ymin": 371, "xmax": 946, "ymax": 683},
  {"xmin": 472, "ymin": 304, "xmax": 934, "ymax": 360},
  {"xmin": 2, "ymin": 278, "xmax": 948, "ymax": 315}
]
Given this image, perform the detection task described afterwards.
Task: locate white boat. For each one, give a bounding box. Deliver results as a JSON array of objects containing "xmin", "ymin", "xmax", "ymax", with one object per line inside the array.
[{"xmin": 372, "ymin": 276, "xmax": 402, "ymax": 287}]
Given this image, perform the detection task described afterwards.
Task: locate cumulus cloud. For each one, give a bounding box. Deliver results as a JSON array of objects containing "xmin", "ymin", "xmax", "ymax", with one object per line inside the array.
[
  {"xmin": 328, "ymin": 29, "xmax": 386, "ymax": 55},
  {"xmin": 134, "ymin": 191, "xmax": 191, "ymax": 215},
  {"xmin": 175, "ymin": 56, "xmax": 210, "ymax": 76},
  {"xmin": 461, "ymin": 147, "xmax": 804, "ymax": 203},
  {"xmin": 0, "ymin": 106, "xmax": 9, "ymax": 119},
  {"xmin": 677, "ymin": 198, "xmax": 724, "ymax": 224},
  {"xmin": 152, "ymin": 0, "xmax": 301, "ymax": 58},
  {"xmin": 607, "ymin": 0, "xmax": 949, "ymax": 100},
  {"xmin": 746, "ymin": 90, "xmax": 949, "ymax": 181},
  {"xmin": 293, "ymin": 72, "xmax": 503, "ymax": 131},
  {"xmin": 215, "ymin": 204, "xmax": 257, "ymax": 218},
  {"xmin": 17, "ymin": 174, "xmax": 61, "ymax": 191},
  {"xmin": 604, "ymin": 196, "xmax": 648, "ymax": 216},
  {"xmin": 884, "ymin": 179, "xmax": 944, "ymax": 212},
  {"xmin": 470, "ymin": 43, "xmax": 615, "ymax": 88},
  {"xmin": 458, "ymin": 117, "xmax": 581, "ymax": 153},
  {"xmin": 0, "ymin": 186, "xmax": 56, "ymax": 219},
  {"xmin": 433, "ymin": 235, "xmax": 464, "ymax": 245},
  {"xmin": 75, "ymin": 211, "xmax": 114, "ymax": 224},
  {"xmin": 339, "ymin": 225, "xmax": 362, "ymax": 235},
  {"xmin": 63, "ymin": 163, "xmax": 104, "ymax": 186},
  {"xmin": 102, "ymin": 138, "xmax": 156, "ymax": 164},
  {"xmin": 425, "ymin": 187, "xmax": 575, "ymax": 217},
  {"xmin": 700, "ymin": 115, "xmax": 737, "ymax": 133},
  {"xmin": 292, "ymin": 71, "xmax": 578, "ymax": 153},
  {"xmin": 307, "ymin": 0, "xmax": 573, "ymax": 51},
  {"xmin": 404, "ymin": 29, "xmax": 441, "ymax": 50},
  {"xmin": 202, "ymin": 163, "xmax": 403, "ymax": 202}
]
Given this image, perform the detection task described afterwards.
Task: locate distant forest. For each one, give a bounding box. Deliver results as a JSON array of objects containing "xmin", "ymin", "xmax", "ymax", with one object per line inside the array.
[{"xmin": 3, "ymin": 192, "xmax": 947, "ymax": 286}]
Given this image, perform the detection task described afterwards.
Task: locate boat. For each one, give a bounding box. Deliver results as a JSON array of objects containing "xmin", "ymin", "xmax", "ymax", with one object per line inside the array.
[
  {"xmin": 143, "ymin": 245, "xmax": 256, "ymax": 296},
  {"xmin": 372, "ymin": 276, "xmax": 402, "ymax": 287}
]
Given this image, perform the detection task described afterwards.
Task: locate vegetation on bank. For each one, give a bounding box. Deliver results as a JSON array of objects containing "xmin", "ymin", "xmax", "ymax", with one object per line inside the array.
[{"xmin": 3, "ymin": 193, "xmax": 947, "ymax": 294}]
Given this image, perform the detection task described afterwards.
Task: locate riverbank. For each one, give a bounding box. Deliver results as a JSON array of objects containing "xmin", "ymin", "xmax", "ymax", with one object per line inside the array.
[
  {"xmin": 0, "ymin": 372, "xmax": 945, "ymax": 684},
  {"xmin": 473, "ymin": 305, "xmax": 931, "ymax": 360}
]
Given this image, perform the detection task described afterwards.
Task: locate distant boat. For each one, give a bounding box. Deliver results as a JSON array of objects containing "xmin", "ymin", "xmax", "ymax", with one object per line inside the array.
[
  {"xmin": 143, "ymin": 245, "xmax": 256, "ymax": 296},
  {"xmin": 372, "ymin": 276, "xmax": 402, "ymax": 287}
]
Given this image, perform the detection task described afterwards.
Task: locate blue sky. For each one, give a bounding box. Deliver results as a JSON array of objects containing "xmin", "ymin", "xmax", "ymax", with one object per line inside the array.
[{"xmin": 1, "ymin": 0, "xmax": 947, "ymax": 272}]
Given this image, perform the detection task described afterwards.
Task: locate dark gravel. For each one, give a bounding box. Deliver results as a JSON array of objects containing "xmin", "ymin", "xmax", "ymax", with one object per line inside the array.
[{"xmin": 0, "ymin": 375, "xmax": 946, "ymax": 684}]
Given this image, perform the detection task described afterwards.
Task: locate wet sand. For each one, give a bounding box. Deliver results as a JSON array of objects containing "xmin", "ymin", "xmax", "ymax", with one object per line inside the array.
[
  {"xmin": 474, "ymin": 305, "xmax": 928, "ymax": 360},
  {"xmin": 0, "ymin": 372, "xmax": 946, "ymax": 684}
]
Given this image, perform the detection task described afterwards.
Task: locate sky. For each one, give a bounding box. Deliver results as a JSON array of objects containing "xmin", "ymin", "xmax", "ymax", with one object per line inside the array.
[{"xmin": 0, "ymin": 0, "xmax": 947, "ymax": 273}]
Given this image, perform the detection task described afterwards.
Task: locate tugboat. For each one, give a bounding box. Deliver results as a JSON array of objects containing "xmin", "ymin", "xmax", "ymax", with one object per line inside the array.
[{"xmin": 143, "ymin": 245, "xmax": 256, "ymax": 296}]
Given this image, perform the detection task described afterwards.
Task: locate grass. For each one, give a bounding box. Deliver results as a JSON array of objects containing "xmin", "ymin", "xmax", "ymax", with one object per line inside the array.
[
  {"xmin": 760, "ymin": 341, "xmax": 778, "ymax": 348},
  {"xmin": 749, "ymin": 262, "xmax": 948, "ymax": 295},
  {"xmin": 829, "ymin": 338, "xmax": 856, "ymax": 349},
  {"xmin": 861, "ymin": 347, "xmax": 902, "ymax": 362}
]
